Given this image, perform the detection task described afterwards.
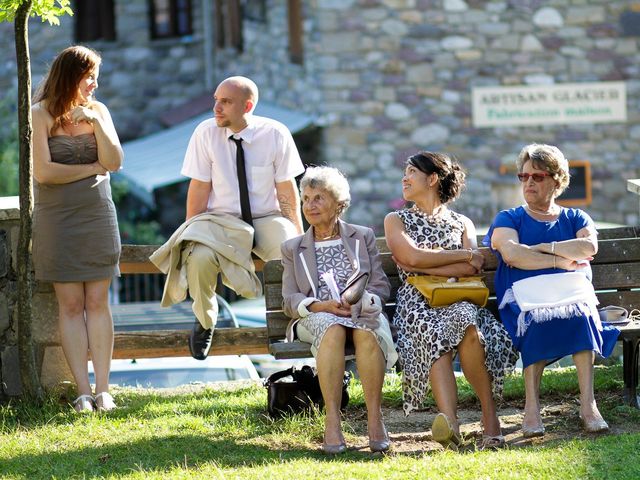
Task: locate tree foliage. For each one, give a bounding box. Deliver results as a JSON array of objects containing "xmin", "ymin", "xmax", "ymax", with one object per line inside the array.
[
  {"xmin": 0, "ymin": 89, "xmax": 19, "ymax": 196},
  {"xmin": 0, "ymin": 0, "xmax": 71, "ymax": 24}
]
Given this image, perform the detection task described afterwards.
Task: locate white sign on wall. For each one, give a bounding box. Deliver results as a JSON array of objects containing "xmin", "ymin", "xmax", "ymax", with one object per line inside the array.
[{"xmin": 472, "ymin": 82, "xmax": 627, "ymax": 128}]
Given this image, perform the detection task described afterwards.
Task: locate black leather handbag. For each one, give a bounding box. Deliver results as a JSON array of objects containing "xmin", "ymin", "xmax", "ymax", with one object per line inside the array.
[{"xmin": 264, "ymin": 365, "xmax": 350, "ymax": 418}]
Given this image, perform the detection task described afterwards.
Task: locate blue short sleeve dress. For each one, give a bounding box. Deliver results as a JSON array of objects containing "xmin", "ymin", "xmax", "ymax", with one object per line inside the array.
[{"xmin": 484, "ymin": 206, "xmax": 619, "ymax": 368}]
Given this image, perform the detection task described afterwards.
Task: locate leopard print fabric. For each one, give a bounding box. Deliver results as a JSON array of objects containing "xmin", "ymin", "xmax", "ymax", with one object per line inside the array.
[{"xmin": 393, "ymin": 208, "xmax": 518, "ymax": 415}]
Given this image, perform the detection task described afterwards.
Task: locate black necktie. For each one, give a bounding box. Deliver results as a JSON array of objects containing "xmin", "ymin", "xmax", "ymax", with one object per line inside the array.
[{"xmin": 230, "ymin": 136, "xmax": 253, "ymax": 228}]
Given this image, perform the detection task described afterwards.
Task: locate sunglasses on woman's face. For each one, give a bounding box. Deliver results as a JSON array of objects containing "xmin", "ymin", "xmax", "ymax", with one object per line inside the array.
[{"xmin": 517, "ymin": 172, "xmax": 551, "ymax": 183}]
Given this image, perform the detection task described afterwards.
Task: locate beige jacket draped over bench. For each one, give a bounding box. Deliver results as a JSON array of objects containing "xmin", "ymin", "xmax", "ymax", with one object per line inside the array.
[{"xmin": 150, "ymin": 212, "xmax": 262, "ymax": 307}]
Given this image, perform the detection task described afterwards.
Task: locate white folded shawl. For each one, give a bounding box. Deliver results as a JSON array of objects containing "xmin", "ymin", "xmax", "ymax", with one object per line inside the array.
[{"xmin": 499, "ymin": 272, "xmax": 601, "ymax": 337}]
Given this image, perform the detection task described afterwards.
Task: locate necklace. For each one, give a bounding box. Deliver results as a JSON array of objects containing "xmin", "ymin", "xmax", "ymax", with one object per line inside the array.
[
  {"xmin": 525, "ymin": 203, "xmax": 559, "ymax": 216},
  {"xmin": 411, "ymin": 204, "xmax": 446, "ymax": 221},
  {"xmin": 314, "ymin": 224, "xmax": 339, "ymax": 241}
]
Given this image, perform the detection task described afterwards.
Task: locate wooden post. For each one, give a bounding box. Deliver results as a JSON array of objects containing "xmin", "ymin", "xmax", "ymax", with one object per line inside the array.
[
  {"xmin": 627, "ymin": 179, "xmax": 640, "ymax": 219},
  {"xmin": 15, "ymin": 0, "xmax": 43, "ymax": 400}
]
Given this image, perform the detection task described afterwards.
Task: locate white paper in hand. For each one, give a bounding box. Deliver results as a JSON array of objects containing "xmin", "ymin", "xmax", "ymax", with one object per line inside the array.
[{"xmin": 320, "ymin": 269, "xmax": 341, "ymax": 302}]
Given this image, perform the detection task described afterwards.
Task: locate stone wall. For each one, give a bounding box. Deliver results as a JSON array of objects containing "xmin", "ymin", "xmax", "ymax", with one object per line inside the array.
[
  {"xmin": 301, "ymin": 0, "xmax": 640, "ymax": 231},
  {"xmin": 0, "ymin": 200, "xmax": 72, "ymax": 397},
  {"xmin": 1, "ymin": 0, "xmax": 638, "ymax": 235},
  {"xmin": 0, "ymin": 0, "xmax": 209, "ymax": 140},
  {"xmin": 0, "ymin": 201, "xmax": 20, "ymax": 397}
]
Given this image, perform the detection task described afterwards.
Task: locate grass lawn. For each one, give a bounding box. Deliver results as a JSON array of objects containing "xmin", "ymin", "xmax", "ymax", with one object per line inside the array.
[{"xmin": 1, "ymin": 365, "xmax": 639, "ymax": 480}]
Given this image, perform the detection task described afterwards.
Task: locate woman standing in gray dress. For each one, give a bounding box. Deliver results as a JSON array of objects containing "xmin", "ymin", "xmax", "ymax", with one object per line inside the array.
[{"xmin": 32, "ymin": 46, "xmax": 123, "ymax": 412}]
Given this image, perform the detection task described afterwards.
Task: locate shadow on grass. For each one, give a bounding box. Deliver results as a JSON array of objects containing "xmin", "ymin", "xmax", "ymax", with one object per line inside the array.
[
  {"xmin": 0, "ymin": 431, "xmax": 412, "ymax": 479},
  {"xmin": 0, "ymin": 386, "xmax": 270, "ymax": 432},
  {"xmin": 6, "ymin": 429, "xmax": 640, "ymax": 479},
  {"xmin": 2, "ymin": 364, "xmax": 638, "ymax": 478}
]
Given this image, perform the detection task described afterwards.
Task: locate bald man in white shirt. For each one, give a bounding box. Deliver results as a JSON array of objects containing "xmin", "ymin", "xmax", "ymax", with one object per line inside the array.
[{"xmin": 180, "ymin": 76, "xmax": 304, "ymax": 359}]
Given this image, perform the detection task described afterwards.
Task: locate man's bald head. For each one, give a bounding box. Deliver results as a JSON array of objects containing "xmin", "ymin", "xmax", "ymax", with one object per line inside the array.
[{"xmin": 219, "ymin": 76, "xmax": 259, "ymax": 112}]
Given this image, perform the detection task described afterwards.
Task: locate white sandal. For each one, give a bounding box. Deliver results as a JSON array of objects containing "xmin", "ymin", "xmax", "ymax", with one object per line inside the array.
[
  {"xmin": 73, "ymin": 394, "xmax": 95, "ymax": 413},
  {"xmin": 94, "ymin": 392, "xmax": 117, "ymax": 412}
]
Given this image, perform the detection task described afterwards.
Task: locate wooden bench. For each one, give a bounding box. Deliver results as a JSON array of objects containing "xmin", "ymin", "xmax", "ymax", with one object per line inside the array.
[
  {"xmin": 112, "ymin": 245, "xmax": 269, "ymax": 358},
  {"xmin": 264, "ymin": 226, "xmax": 640, "ymax": 408}
]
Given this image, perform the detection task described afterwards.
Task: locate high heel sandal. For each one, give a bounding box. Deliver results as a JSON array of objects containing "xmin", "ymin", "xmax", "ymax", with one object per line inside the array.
[
  {"xmin": 431, "ymin": 413, "xmax": 461, "ymax": 450},
  {"xmin": 94, "ymin": 392, "xmax": 117, "ymax": 412},
  {"xmin": 369, "ymin": 425, "xmax": 390, "ymax": 453},
  {"xmin": 522, "ymin": 413, "xmax": 545, "ymax": 438},
  {"xmin": 73, "ymin": 394, "xmax": 95, "ymax": 413}
]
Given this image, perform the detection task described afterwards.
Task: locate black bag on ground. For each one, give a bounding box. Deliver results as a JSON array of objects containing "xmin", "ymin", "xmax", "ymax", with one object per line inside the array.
[{"xmin": 264, "ymin": 365, "xmax": 350, "ymax": 418}]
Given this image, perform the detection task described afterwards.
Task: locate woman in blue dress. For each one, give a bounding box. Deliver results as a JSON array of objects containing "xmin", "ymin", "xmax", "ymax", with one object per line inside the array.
[{"xmin": 485, "ymin": 143, "xmax": 619, "ymax": 436}]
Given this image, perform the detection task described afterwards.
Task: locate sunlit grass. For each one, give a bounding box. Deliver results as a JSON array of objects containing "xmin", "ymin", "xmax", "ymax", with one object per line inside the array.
[{"xmin": 0, "ymin": 366, "xmax": 638, "ymax": 480}]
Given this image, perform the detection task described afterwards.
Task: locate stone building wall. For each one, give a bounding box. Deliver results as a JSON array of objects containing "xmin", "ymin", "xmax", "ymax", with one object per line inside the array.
[
  {"xmin": 0, "ymin": 0, "xmax": 638, "ymax": 234},
  {"xmin": 0, "ymin": 203, "xmax": 20, "ymax": 397},
  {"xmin": 0, "ymin": 0, "xmax": 209, "ymax": 140},
  {"xmin": 301, "ymin": 0, "xmax": 640, "ymax": 231}
]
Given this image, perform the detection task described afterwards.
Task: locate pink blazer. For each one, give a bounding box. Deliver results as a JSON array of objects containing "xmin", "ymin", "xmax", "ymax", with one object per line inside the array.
[{"xmin": 280, "ymin": 220, "xmax": 390, "ymax": 321}]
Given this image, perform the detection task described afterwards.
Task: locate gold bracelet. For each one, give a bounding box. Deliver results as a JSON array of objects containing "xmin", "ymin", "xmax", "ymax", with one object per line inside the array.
[
  {"xmin": 551, "ymin": 242, "xmax": 556, "ymax": 269},
  {"xmin": 467, "ymin": 249, "xmax": 473, "ymax": 262}
]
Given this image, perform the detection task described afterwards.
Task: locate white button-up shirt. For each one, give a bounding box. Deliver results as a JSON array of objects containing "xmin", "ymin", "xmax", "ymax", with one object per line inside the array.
[{"xmin": 181, "ymin": 115, "xmax": 304, "ymax": 218}]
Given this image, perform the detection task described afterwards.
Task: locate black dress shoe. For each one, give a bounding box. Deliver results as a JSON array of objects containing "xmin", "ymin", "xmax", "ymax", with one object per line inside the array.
[{"xmin": 189, "ymin": 320, "xmax": 213, "ymax": 360}]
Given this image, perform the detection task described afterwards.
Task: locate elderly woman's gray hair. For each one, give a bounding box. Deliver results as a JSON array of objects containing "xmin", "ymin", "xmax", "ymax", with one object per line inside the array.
[
  {"xmin": 516, "ymin": 143, "xmax": 570, "ymax": 196},
  {"xmin": 299, "ymin": 166, "xmax": 351, "ymax": 215}
]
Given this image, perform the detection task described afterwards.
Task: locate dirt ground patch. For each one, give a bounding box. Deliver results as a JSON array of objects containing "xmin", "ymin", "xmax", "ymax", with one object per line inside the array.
[
  {"xmin": 341, "ymin": 392, "xmax": 640, "ymax": 454},
  {"xmin": 106, "ymin": 380, "xmax": 639, "ymax": 454}
]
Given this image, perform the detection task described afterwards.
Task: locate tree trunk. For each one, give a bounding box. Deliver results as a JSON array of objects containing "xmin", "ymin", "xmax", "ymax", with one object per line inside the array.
[{"xmin": 15, "ymin": 0, "xmax": 43, "ymax": 400}]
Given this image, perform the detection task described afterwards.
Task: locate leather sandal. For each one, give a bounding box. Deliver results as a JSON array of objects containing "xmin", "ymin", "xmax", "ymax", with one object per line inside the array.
[
  {"xmin": 431, "ymin": 413, "xmax": 461, "ymax": 450},
  {"xmin": 322, "ymin": 441, "xmax": 346, "ymax": 455},
  {"xmin": 522, "ymin": 414, "xmax": 545, "ymax": 438},
  {"xmin": 580, "ymin": 414, "xmax": 609, "ymax": 433},
  {"xmin": 481, "ymin": 434, "xmax": 506, "ymax": 450},
  {"xmin": 522, "ymin": 424, "xmax": 545, "ymax": 438},
  {"xmin": 95, "ymin": 392, "xmax": 117, "ymax": 412},
  {"xmin": 73, "ymin": 394, "xmax": 95, "ymax": 413}
]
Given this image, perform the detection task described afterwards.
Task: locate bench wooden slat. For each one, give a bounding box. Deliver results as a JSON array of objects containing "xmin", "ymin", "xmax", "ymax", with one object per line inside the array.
[
  {"xmin": 263, "ymin": 237, "xmax": 640, "ymax": 286},
  {"xmin": 117, "ymin": 228, "xmax": 640, "ymax": 276},
  {"xmin": 590, "ymin": 264, "xmax": 640, "ymax": 289},
  {"xmin": 371, "ymin": 226, "xmax": 640, "ymax": 254},
  {"xmin": 268, "ymin": 340, "xmax": 313, "ymax": 359},
  {"xmin": 589, "ymin": 238, "xmax": 640, "ymax": 263},
  {"xmin": 119, "ymin": 262, "xmax": 162, "ymax": 274},
  {"xmin": 113, "ymin": 327, "xmax": 269, "ymax": 359},
  {"xmin": 594, "ymin": 226, "xmax": 640, "ymax": 239},
  {"xmin": 596, "ymin": 291, "xmax": 640, "ymax": 311},
  {"xmin": 264, "ymin": 291, "xmax": 640, "ymax": 341},
  {"xmin": 119, "ymin": 244, "xmax": 265, "ymax": 275}
]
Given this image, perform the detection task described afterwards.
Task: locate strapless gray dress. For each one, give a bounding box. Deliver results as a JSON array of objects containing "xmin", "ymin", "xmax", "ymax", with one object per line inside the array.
[{"xmin": 32, "ymin": 133, "xmax": 120, "ymax": 282}]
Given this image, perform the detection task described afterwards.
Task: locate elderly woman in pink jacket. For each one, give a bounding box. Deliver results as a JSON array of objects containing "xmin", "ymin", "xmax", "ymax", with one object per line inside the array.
[{"xmin": 281, "ymin": 166, "xmax": 397, "ymax": 454}]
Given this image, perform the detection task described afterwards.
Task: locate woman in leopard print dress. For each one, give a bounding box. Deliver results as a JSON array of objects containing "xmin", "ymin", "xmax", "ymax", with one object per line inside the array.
[{"xmin": 384, "ymin": 151, "xmax": 518, "ymax": 449}]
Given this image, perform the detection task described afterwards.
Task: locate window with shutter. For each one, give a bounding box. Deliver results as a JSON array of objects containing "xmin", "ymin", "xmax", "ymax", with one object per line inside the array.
[
  {"xmin": 75, "ymin": 0, "xmax": 116, "ymax": 42},
  {"xmin": 149, "ymin": 0, "xmax": 193, "ymax": 39},
  {"xmin": 288, "ymin": 0, "xmax": 303, "ymax": 65},
  {"xmin": 214, "ymin": 0, "xmax": 243, "ymax": 52}
]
